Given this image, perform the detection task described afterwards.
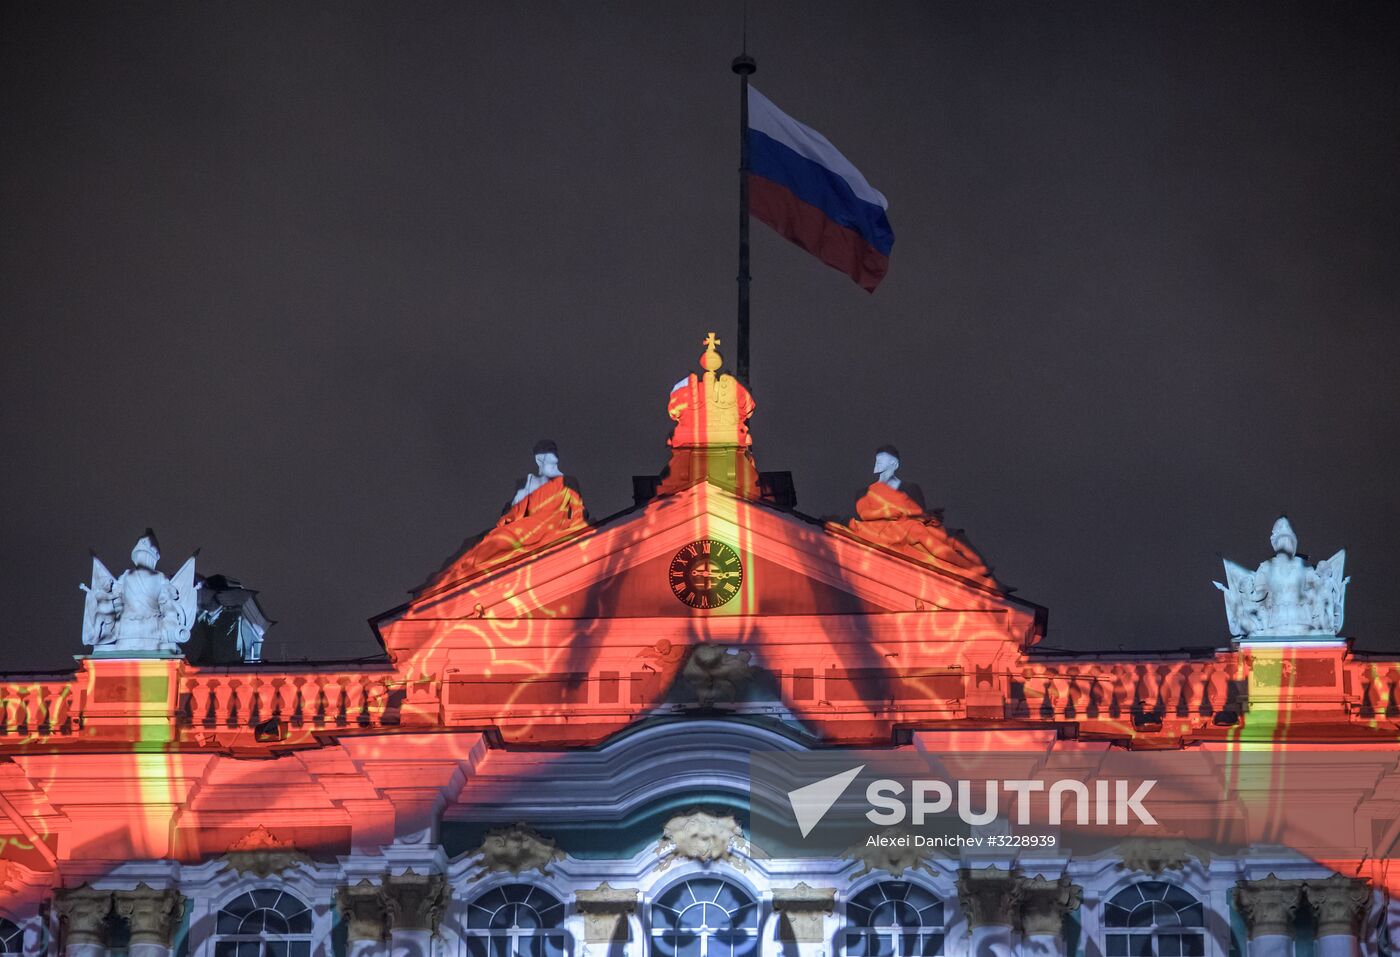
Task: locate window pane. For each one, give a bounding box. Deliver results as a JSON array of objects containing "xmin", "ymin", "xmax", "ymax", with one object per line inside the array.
[
  {"xmin": 1107, "ymin": 935, "xmax": 1128, "ymax": 957},
  {"xmin": 1178, "ymin": 904, "xmax": 1204, "ymax": 928}
]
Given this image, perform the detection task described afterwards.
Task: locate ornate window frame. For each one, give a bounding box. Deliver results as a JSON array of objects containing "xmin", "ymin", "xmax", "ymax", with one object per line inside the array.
[
  {"xmin": 458, "ymin": 879, "xmax": 571, "ymax": 957},
  {"xmin": 207, "ymin": 885, "xmax": 316, "ymax": 957},
  {"xmin": 645, "ymin": 867, "xmax": 763, "ymax": 957},
  {"xmin": 840, "ymin": 877, "xmax": 947, "ymax": 957},
  {"xmin": 1101, "ymin": 879, "xmax": 1208, "ymax": 957}
]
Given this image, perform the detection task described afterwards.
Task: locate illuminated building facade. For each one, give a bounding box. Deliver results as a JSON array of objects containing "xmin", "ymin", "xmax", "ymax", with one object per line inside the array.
[{"xmin": 1, "ymin": 336, "xmax": 1397, "ymax": 956}]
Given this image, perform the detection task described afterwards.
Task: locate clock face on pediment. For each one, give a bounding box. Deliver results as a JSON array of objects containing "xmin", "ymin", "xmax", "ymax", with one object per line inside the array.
[{"xmin": 668, "ymin": 539, "xmax": 744, "ymax": 609}]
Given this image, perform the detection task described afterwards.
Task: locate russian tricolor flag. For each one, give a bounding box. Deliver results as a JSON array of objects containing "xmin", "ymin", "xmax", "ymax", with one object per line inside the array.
[{"xmin": 747, "ymin": 86, "xmax": 894, "ymax": 292}]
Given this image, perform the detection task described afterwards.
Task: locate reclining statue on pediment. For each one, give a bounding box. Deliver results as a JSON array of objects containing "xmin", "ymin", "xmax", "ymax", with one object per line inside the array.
[{"xmin": 844, "ymin": 446, "xmax": 994, "ymax": 584}]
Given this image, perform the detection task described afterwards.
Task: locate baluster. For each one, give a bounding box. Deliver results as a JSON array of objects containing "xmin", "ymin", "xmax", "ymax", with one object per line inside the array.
[
  {"xmin": 290, "ymin": 677, "xmax": 307, "ymax": 725},
  {"xmin": 188, "ymin": 678, "xmax": 212, "ymax": 726},
  {"xmin": 45, "ymin": 686, "xmax": 70, "ymax": 732},
  {"xmin": 346, "ymin": 678, "xmax": 367, "ymax": 726},
  {"xmin": 311, "ymin": 677, "xmax": 329, "ymax": 725},
  {"xmin": 2, "ymin": 687, "xmax": 21, "ymax": 733},
  {"xmin": 231, "ymin": 680, "xmax": 254, "ymax": 727}
]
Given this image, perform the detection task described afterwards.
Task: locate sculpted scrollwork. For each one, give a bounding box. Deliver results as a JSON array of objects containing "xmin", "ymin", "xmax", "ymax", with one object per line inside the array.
[
  {"xmin": 473, "ymin": 823, "xmax": 565, "ymax": 875},
  {"xmin": 657, "ymin": 810, "xmax": 745, "ymax": 870}
]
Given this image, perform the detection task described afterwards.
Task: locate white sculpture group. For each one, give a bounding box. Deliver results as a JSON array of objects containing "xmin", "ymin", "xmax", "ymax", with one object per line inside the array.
[
  {"xmin": 1215, "ymin": 517, "xmax": 1349, "ymax": 640},
  {"xmin": 81, "ymin": 531, "xmax": 198, "ymax": 655}
]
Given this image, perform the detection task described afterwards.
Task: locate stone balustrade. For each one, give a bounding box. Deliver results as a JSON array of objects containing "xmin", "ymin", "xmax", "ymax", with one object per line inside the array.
[
  {"xmin": 1344, "ymin": 658, "xmax": 1400, "ymax": 718},
  {"xmin": 0, "ymin": 678, "xmax": 75, "ymax": 735},
  {"xmin": 0, "ymin": 668, "xmax": 396, "ymax": 740},
  {"xmin": 1012, "ymin": 657, "xmax": 1242, "ymax": 723},
  {"xmin": 180, "ymin": 669, "xmax": 394, "ymax": 729}
]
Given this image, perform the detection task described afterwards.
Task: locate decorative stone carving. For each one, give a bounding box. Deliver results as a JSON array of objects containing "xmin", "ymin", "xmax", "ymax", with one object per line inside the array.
[
  {"xmin": 772, "ymin": 882, "xmax": 836, "ymax": 942},
  {"xmin": 1235, "ymin": 875, "xmax": 1304, "ymax": 939},
  {"xmin": 1215, "ymin": 516, "xmax": 1349, "ymax": 639},
  {"xmin": 841, "ymin": 829, "xmax": 928, "ymax": 877},
  {"xmin": 113, "ymin": 885, "xmax": 184, "ymax": 948},
  {"xmin": 336, "ymin": 880, "xmax": 388, "ymax": 943},
  {"xmin": 1114, "ymin": 837, "xmax": 1211, "ymax": 875},
  {"xmin": 56, "ymin": 886, "xmax": 113, "ymax": 947},
  {"xmin": 657, "ymin": 810, "xmax": 745, "ymax": 869},
  {"xmin": 575, "ymin": 882, "xmax": 638, "ymax": 943},
  {"xmin": 223, "ymin": 825, "xmax": 312, "ymax": 877},
  {"xmin": 1303, "ymin": 874, "xmax": 1370, "ymax": 938},
  {"xmin": 845, "ymin": 449, "xmax": 994, "ymax": 583},
  {"xmin": 82, "ymin": 530, "xmax": 198, "ymax": 655},
  {"xmin": 474, "ymin": 823, "xmax": 564, "ymax": 875},
  {"xmin": 682, "ymin": 645, "xmax": 754, "ymax": 706},
  {"xmin": 957, "ymin": 867, "xmax": 1021, "ymax": 929},
  {"xmin": 667, "ymin": 333, "xmax": 755, "ymax": 448},
  {"xmin": 1018, "ymin": 875, "xmax": 1082, "ymax": 937},
  {"xmin": 383, "ymin": 871, "xmax": 448, "ymax": 933},
  {"xmin": 445, "ymin": 456, "xmax": 588, "ymax": 581}
]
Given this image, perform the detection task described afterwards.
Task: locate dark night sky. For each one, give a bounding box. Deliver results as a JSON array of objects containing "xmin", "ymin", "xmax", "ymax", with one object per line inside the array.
[{"xmin": 2, "ymin": 2, "xmax": 1397, "ymax": 670}]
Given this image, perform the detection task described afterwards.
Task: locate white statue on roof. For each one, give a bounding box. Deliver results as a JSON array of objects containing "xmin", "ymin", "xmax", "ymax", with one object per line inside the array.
[
  {"xmin": 1214, "ymin": 516, "xmax": 1348, "ymax": 640},
  {"xmin": 511, "ymin": 439, "xmax": 565, "ymax": 505},
  {"xmin": 82, "ymin": 530, "xmax": 199, "ymax": 656}
]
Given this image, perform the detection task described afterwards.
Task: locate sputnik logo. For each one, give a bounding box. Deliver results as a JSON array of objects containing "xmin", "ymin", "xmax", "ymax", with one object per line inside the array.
[{"xmin": 787, "ymin": 765, "xmax": 865, "ymax": 838}]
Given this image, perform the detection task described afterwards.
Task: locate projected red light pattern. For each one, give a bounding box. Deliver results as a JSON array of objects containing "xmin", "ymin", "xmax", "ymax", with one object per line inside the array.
[{"xmin": 1, "ymin": 332, "xmax": 1398, "ymax": 940}]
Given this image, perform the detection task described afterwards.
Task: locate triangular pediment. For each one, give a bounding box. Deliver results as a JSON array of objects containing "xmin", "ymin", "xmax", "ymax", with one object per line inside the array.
[
  {"xmin": 376, "ymin": 482, "xmax": 1042, "ymax": 654},
  {"xmin": 371, "ymin": 479, "xmax": 1046, "ymax": 746}
]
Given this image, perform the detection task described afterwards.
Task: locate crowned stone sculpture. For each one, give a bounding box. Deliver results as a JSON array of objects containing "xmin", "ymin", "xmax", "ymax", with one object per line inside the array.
[
  {"xmin": 81, "ymin": 530, "xmax": 199, "ymax": 656},
  {"xmin": 1214, "ymin": 517, "xmax": 1349, "ymax": 640}
]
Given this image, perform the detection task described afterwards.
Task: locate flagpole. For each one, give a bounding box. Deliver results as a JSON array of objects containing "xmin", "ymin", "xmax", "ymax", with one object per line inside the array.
[{"xmin": 732, "ymin": 50, "xmax": 755, "ymax": 385}]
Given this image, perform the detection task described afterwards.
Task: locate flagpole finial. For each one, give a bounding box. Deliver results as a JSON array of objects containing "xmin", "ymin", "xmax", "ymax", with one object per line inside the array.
[{"xmin": 731, "ymin": 54, "xmax": 755, "ymax": 76}]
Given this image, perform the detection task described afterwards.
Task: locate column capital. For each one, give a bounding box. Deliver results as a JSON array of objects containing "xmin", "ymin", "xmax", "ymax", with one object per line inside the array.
[
  {"xmin": 113, "ymin": 884, "xmax": 184, "ymax": 947},
  {"xmin": 772, "ymin": 883, "xmax": 837, "ymax": 942},
  {"xmin": 55, "ymin": 885, "xmax": 112, "ymax": 946},
  {"xmin": 1018, "ymin": 875, "xmax": 1083, "ymax": 937},
  {"xmin": 383, "ymin": 871, "xmax": 448, "ymax": 933},
  {"xmin": 957, "ymin": 866, "xmax": 1020, "ymax": 929},
  {"xmin": 1303, "ymin": 874, "xmax": 1370, "ymax": 938},
  {"xmin": 575, "ymin": 883, "xmax": 638, "ymax": 944},
  {"xmin": 1235, "ymin": 875, "xmax": 1305, "ymax": 939},
  {"xmin": 336, "ymin": 880, "xmax": 388, "ymax": 943}
]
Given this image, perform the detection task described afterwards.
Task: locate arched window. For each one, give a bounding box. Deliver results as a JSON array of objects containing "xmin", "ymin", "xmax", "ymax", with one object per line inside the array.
[
  {"xmin": 843, "ymin": 881, "xmax": 945, "ymax": 957},
  {"xmin": 650, "ymin": 877, "xmax": 758, "ymax": 957},
  {"xmin": 214, "ymin": 888, "xmax": 313, "ymax": 957},
  {"xmin": 1105, "ymin": 882, "xmax": 1205, "ymax": 957},
  {"xmin": 0, "ymin": 918, "xmax": 20, "ymax": 954},
  {"xmin": 465, "ymin": 883, "xmax": 568, "ymax": 957}
]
